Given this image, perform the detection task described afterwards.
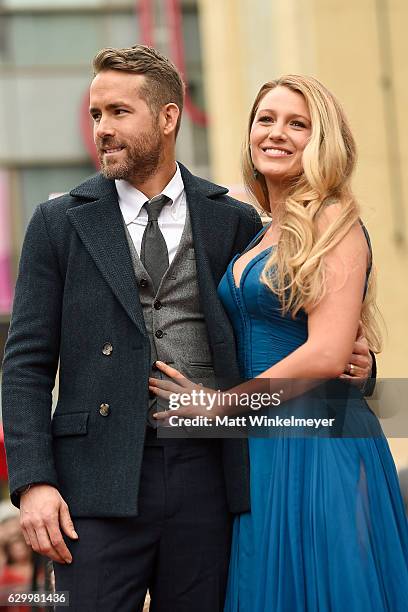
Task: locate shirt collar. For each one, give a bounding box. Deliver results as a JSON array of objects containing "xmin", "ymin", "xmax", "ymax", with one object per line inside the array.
[{"xmin": 116, "ymin": 163, "xmax": 185, "ymax": 224}]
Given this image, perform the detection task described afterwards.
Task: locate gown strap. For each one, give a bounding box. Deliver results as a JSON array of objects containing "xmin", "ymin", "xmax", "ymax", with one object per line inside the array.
[
  {"xmin": 241, "ymin": 222, "xmax": 271, "ymax": 255},
  {"xmin": 358, "ymin": 218, "xmax": 373, "ymax": 299}
]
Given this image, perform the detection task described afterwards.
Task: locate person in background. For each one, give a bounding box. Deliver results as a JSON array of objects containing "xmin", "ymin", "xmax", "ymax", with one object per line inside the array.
[{"xmin": 0, "ymin": 514, "xmax": 33, "ymax": 612}]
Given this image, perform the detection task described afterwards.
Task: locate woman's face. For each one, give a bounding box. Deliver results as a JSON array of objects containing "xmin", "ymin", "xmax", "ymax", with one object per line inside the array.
[{"xmin": 250, "ymin": 85, "xmax": 312, "ymax": 185}]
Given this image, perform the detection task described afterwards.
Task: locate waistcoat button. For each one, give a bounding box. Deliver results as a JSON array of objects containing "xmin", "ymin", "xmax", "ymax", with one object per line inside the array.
[
  {"xmin": 139, "ymin": 278, "xmax": 148, "ymax": 288},
  {"xmin": 155, "ymin": 330, "xmax": 164, "ymax": 339},
  {"xmin": 154, "ymin": 300, "xmax": 162, "ymax": 310}
]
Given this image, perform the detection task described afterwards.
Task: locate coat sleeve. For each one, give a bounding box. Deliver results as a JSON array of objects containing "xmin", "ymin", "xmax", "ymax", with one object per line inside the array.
[
  {"xmin": 362, "ymin": 350, "xmax": 377, "ymax": 397},
  {"xmin": 2, "ymin": 204, "xmax": 62, "ymax": 506}
]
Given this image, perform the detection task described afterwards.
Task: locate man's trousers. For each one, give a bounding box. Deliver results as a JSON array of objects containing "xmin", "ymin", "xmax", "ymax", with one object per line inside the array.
[{"xmin": 54, "ymin": 439, "xmax": 232, "ymax": 611}]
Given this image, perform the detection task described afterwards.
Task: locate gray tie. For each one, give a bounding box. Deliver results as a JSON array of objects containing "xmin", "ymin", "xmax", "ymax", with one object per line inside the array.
[{"xmin": 140, "ymin": 194, "xmax": 171, "ymax": 292}]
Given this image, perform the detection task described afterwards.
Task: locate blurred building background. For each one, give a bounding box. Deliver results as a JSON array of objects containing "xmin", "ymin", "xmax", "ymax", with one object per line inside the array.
[{"xmin": 0, "ymin": 0, "xmax": 406, "ymax": 469}]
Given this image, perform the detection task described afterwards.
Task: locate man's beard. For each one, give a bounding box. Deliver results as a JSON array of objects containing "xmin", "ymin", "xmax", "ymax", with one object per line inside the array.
[{"xmin": 98, "ymin": 127, "xmax": 163, "ymax": 185}]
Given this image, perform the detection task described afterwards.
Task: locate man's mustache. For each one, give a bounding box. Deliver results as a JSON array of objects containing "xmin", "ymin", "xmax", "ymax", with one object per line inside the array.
[{"xmin": 96, "ymin": 139, "xmax": 125, "ymax": 152}]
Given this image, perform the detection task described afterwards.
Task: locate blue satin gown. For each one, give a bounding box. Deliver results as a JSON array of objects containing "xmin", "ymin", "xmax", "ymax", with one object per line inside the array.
[{"xmin": 219, "ymin": 225, "xmax": 408, "ymax": 611}]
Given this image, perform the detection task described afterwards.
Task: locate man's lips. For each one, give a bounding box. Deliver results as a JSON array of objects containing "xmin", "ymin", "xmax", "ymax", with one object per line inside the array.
[{"xmin": 99, "ymin": 145, "xmax": 125, "ymax": 156}]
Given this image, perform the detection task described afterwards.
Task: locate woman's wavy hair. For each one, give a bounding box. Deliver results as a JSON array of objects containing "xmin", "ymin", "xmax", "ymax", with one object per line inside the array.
[{"xmin": 242, "ymin": 75, "xmax": 382, "ymax": 352}]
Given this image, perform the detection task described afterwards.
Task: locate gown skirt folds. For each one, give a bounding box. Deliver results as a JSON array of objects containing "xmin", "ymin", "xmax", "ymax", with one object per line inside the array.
[{"xmin": 218, "ymin": 229, "xmax": 408, "ymax": 612}]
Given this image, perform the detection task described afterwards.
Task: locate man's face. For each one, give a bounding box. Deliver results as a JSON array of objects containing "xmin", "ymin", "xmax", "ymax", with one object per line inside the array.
[{"xmin": 89, "ymin": 70, "xmax": 163, "ymax": 185}]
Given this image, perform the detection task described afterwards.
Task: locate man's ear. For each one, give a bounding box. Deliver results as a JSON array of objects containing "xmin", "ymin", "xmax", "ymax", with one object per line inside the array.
[{"xmin": 162, "ymin": 103, "xmax": 180, "ymax": 136}]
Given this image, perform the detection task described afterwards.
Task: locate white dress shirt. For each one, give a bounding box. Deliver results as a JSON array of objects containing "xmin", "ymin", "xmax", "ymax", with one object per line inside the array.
[{"xmin": 116, "ymin": 163, "xmax": 186, "ymax": 265}]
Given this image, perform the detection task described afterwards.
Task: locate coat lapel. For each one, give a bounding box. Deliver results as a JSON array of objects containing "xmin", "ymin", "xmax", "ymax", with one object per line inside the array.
[
  {"xmin": 66, "ymin": 175, "xmax": 147, "ymax": 336},
  {"xmin": 179, "ymin": 164, "xmax": 240, "ymax": 348},
  {"xmin": 179, "ymin": 163, "xmax": 239, "ymax": 284}
]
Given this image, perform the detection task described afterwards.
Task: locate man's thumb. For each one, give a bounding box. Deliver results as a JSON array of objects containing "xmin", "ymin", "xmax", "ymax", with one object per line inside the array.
[{"xmin": 59, "ymin": 504, "xmax": 78, "ymax": 539}]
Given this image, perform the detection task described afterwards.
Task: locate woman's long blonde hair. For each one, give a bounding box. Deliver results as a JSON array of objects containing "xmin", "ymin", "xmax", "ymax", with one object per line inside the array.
[{"xmin": 243, "ymin": 75, "xmax": 382, "ymax": 352}]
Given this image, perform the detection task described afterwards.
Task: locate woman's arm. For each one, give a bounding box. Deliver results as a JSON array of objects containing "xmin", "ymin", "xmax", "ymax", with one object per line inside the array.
[{"xmin": 259, "ymin": 213, "xmax": 369, "ymax": 381}]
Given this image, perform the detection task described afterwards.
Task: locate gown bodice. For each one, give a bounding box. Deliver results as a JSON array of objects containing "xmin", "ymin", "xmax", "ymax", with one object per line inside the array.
[{"xmin": 218, "ymin": 242, "xmax": 307, "ymax": 378}]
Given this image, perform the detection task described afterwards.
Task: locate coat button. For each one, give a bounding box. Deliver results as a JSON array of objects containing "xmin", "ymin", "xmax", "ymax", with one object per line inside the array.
[
  {"xmin": 102, "ymin": 343, "xmax": 113, "ymax": 356},
  {"xmin": 155, "ymin": 330, "xmax": 164, "ymax": 339},
  {"xmin": 99, "ymin": 403, "xmax": 110, "ymax": 417},
  {"xmin": 154, "ymin": 300, "xmax": 162, "ymax": 310},
  {"xmin": 139, "ymin": 278, "xmax": 148, "ymax": 288}
]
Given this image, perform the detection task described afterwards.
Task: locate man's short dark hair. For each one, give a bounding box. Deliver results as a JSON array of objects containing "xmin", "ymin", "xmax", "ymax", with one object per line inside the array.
[{"xmin": 93, "ymin": 45, "xmax": 185, "ymax": 136}]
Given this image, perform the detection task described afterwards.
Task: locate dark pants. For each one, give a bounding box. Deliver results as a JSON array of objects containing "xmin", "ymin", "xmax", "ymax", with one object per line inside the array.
[{"xmin": 54, "ymin": 441, "xmax": 232, "ymax": 611}]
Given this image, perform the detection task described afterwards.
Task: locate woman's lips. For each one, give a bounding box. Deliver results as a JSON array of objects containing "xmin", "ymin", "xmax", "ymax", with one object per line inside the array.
[{"xmin": 261, "ymin": 147, "xmax": 292, "ymax": 157}]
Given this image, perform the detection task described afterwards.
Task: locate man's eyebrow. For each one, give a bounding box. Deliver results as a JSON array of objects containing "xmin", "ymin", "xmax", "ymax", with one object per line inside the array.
[{"xmin": 89, "ymin": 102, "xmax": 131, "ymax": 113}]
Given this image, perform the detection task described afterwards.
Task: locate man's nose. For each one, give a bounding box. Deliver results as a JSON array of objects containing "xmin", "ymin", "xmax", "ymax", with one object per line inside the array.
[{"xmin": 95, "ymin": 116, "xmax": 115, "ymax": 139}]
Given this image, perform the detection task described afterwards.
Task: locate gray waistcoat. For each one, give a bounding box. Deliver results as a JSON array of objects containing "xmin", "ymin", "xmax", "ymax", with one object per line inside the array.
[{"xmin": 125, "ymin": 210, "xmax": 216, "ymax": 411}]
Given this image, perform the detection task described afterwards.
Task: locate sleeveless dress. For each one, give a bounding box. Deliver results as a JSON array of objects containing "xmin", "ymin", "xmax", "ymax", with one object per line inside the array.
[{"xmin": 218, "ymin": 224, "xmax": 408, "ymax": 611}]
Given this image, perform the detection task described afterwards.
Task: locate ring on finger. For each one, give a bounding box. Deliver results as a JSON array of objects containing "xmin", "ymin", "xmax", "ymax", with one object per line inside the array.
[{"xmin": 349, "ymin": 363, "xmax": 355, "ymax": 375}]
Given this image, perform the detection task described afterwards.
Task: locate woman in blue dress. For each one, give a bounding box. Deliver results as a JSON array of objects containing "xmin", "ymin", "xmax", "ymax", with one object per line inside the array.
[{"xmin": 151, "ymin": 75, "xmax": 408, "ymax": 610}]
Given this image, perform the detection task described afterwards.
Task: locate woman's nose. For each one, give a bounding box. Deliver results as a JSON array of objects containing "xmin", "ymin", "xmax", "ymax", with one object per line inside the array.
[{"xmin": 268, "ymin": 122, "xmax": 287, "ymax": 140}]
